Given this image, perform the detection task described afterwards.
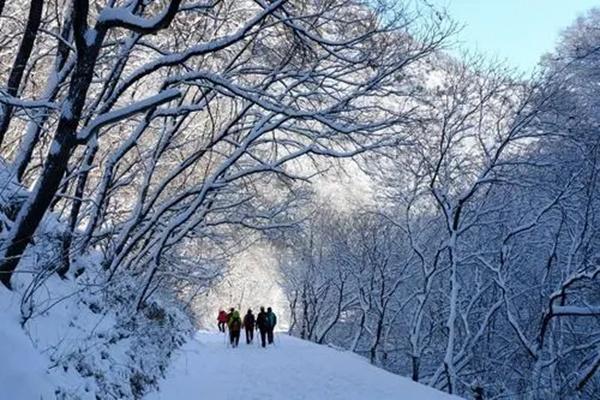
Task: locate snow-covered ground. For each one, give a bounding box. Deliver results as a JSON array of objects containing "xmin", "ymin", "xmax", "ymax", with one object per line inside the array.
[
  {"xmin": 0, "ymin": 287, "xmax": 55, "ymax": 399},
  {"xmin": 147, "ymin": 331, "xmax": 462, "ymax": 400}
]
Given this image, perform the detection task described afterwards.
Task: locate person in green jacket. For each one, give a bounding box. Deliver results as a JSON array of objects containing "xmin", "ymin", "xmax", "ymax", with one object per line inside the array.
[
  {"xmin": 265, "ymin": 307, "xmax": 277, "ymax": 345},
  {"xmin": 228, "ymin": 309, "xmax": 242, "ymax": 347}
]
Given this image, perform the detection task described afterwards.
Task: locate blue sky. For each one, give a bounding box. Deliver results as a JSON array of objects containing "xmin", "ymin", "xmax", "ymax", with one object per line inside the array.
[{"xmin": 428, "ymin": 0, "xmax": 599, "ymax": 71}]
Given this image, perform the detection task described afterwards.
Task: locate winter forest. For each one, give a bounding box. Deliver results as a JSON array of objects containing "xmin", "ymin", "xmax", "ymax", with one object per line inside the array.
[{"xmin": 0, "ymin": 0, "xmax": 599, "ymax": 399}]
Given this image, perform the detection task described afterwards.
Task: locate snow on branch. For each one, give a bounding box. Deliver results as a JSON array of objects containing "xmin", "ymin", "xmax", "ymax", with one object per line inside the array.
[
  {"xmin": 0, "ymin": 94, "xmax": 60, "ymax": 110},
  {"xmin": 98, "ymin": 0, "xmax": 183, "ymax": 34},
  {"xmin": 551, "ymin": 305, "xmax": 600, "ymax": 317},
  {"xmin": 577, "ymin": 350, "xmax": 600, "ymax": 391},
  {"xmin": 104, "ymin": 0, "xmax": 287, "ymax": 104},
  {"xmin": 77, "ymin": 89, "xmax": 181, "ymax": 142}
]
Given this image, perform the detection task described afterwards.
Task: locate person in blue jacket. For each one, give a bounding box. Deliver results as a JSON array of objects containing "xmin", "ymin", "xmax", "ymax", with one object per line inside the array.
[{"xmin": 265, "ymin": 307, "xmax": 277, "ymax": 345}]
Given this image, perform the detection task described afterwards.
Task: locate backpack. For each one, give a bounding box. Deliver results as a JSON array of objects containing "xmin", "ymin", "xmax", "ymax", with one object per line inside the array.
[
  {"xmin": 266, "ymin": 312, "xmax": 276, "ymax": 328},
  {"xmin": 230, "ymin": 315, "xmax": 242, "ymax": 331},
  {"xmin": 256, "ymin": 312, "xmax": 267, "ymax": 330}
]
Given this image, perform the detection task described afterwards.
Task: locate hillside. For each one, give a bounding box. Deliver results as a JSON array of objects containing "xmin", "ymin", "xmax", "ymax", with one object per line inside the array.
[{"xmin": 146, "ymin": 332, "xmax": 462, "ymax": 400}]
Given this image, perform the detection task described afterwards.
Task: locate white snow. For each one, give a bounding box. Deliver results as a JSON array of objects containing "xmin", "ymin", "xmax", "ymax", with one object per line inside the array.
[
  {"xmin": 77, "ymin": 88, "xmax": 181, "ymax": 141},
  {"xmin": 61, "ymin": 99, "xmax": 73, "ymax": 119},
  {"xmin": 98, "ymin": 6, "xmax": 171, "ymax": 30},
  {"xmin": 84, "ymin": 29, "xmax": 97, "ymax": 46},
  {"xmin": 146, "ymin": 331, "xmax": 462, "ymax": 400},
  {"xmin": 0, "ymin": 287, "xmax": 55, "ymax": 400}
]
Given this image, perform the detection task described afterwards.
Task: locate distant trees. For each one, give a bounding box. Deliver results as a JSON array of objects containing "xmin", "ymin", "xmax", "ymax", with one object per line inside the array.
[{"xmin": 280, "ymin": 8, "xmax": 600, "ymax": 399}]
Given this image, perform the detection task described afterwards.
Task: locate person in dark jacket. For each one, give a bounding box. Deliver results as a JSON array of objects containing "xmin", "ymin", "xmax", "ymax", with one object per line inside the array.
[
  {"xmin": 266, "ymin": 307, "xmax": 277, "ymax": 345},
  {"xmin": 243, "ymin": 309, "xmax": 255, "ymax": 344},
  {"xmin": 255, "ymin": 306, "xmax": 268, "ymax": 348},
  {"xmin": 228, "ymin": 309, "xmax": 242, "ymax": 347}
]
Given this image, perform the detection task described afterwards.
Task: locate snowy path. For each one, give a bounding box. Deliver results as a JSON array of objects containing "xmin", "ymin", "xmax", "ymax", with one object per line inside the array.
[{"xmin": 146, "ymin": 331, "xmax": 461, "ymax": 400}]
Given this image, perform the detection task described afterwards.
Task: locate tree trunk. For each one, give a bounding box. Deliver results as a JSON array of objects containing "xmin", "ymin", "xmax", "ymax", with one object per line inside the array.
[
  {"xmin": 0, "ymin": 0, "xmax": 44, "ymax": 147},
  {"xmin": 13, "ymin": 7, "xmax": 73, "ymax": 182},
  {"xmin": 350, "ymin": 309, "xmax": 365, "ymax": 352},
  {"xmin": 0, "ymin": 0, "xmax": 183, "ymax": 287},
  {"xmin": 56, "ymin": 143, "xmax": 97, "ymax": 278},
  {"xmin": 370, "ymin": 314, "xmax": 384, "ymax": 365},
  {"xmin": 61, "ymin": 31, "xmax": 143, "ymax": 263},
  {"xmin": 0, "ymin": 127, "xmax": 76, "ymax": 288},
  {"xmin": 411, "ymin": 355, "xmax": 420, "ymax": 382},
  {"xmin": 300, "ymin": 284, "xmax": 308, "ymax": 339},
  {"xmin": 0, "ymin": 3, "xmax": 102, "ymax": 289}
]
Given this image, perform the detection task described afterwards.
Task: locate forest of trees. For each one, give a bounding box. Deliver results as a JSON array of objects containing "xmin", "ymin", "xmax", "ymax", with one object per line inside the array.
[
  {"xmin": 0, "ymin": 1, "xmax": 598, "ymax": 399},
  {"xmin": 279, "ymin": 10, "xmax": 600, "ymax": 398}
]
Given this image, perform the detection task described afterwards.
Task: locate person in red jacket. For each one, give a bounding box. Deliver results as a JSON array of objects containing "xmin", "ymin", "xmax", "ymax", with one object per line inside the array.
[{"xmin": 217, "ymin": 309, "xmax": 228, "ymax": 333}]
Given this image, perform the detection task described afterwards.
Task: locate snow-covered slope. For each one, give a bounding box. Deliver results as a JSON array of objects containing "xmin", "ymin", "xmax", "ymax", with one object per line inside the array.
[
  {"xmin": 0, "ymin": 272, "xmax": 192, "ymax": 399},
  {"xmin": 147, "ymin": 332, "xmax": 462, "ymax": 400},
  {"xmin": 0, "ymin": 161, "xmax": 193, "ymax": 399},
  {"xmin": 0, "ymin": 287, "xmax": 55, "ymax": 399}
]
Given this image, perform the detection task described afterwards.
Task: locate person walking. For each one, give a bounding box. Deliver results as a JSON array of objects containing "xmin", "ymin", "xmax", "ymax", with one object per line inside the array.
[
  {"xmin": 228, "ymin": 309, "xmax": 242, "ymax": 347},
  {"xmin": 243, "ymin": 309, "xmax": 255, "ymax": 344},
  {"xmin": 266, "ymin": 307, "xmax": 277, "ymax": 345},
  {"xmin": 217, "ymin": 309, "xmax": 228, "ymax": 333},
  {"xmin": 256, "ymin": 306, "xmax": 268, "ymax": 348}
]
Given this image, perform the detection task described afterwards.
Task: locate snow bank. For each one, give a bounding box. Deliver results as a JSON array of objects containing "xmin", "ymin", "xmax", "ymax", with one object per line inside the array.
[
  {"xmin": 1, "ymin": 266, "xmax": 192, "ymax": 399},
  {"xmin": 0, "ymin": 287, "xmax": 55, "ymax": 399},
  {"xmin": 0, "ymin": 162, "xmax": 193, "ymax": 399}
]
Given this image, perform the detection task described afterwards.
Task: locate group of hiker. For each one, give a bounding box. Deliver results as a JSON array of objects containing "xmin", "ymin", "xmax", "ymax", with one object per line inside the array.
[{"xmin": 217, "ymin": 307, "xmax": 277, "ymax": 348}]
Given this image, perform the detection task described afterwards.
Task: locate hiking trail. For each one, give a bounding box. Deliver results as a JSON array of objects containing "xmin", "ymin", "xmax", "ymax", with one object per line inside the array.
[{"xmin": 146, "ymin": 331, "xmax": 462, "ymax": 400}]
